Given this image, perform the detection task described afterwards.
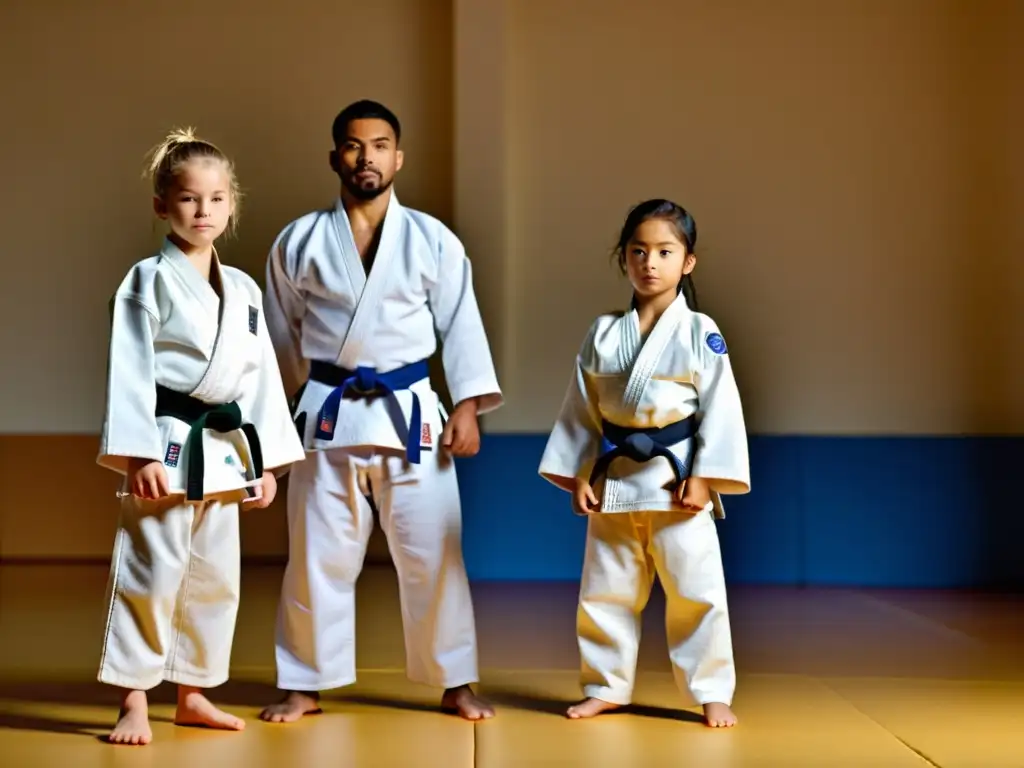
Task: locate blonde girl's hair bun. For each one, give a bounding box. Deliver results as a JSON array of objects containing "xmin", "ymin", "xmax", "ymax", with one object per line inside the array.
[
  {"xmin": 142, "ymin": 126, "xmax": 244, "ymax": 236},
  {"xmin": 143, "ymin": 126, "xmax": 204, "ymax": 182}
]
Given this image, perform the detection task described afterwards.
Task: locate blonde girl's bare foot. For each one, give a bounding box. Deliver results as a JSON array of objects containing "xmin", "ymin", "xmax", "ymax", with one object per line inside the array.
[
  {"xmin": 174, "ymin": 686, "xmax": 245, "ymax": 731},
  {"xmin": 566, "ymin": 697, "xmax": 622, "ymax": 719},
  {"xmin": 441, "ymin": 685, "xmax": 495, "ymax": 720},
  {"xmin": 703, "ymin": 702, "xmax": 737, "ymax": 727},
  {"xmin": 259, "ymin": 690, "xmax": 322, "ymax": 723},
  {"xmin": 108, "ymin": 689, "xmax": 153, "ymax": 745}
]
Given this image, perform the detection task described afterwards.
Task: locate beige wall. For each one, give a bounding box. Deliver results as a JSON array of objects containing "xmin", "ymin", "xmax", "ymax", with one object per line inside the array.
[
  {"xmin": 501, "ymin": 0, "xmax": 1023, "ymax": 435},
  {"xmin": 0, "ymin": 0, "xmax": 1020, "ymax": 559},
  {"xmin": 0, "ymin": 0, "xmax": 453, "ymax": 435},
  {"xmin": 0, "ymin": 0, "xmax": 452, "ymax": 559}
]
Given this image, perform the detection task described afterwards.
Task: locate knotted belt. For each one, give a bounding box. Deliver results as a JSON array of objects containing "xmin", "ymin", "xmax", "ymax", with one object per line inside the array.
[
  {"xmin": 588, "ymin": 415, "xmax": 697, "ymax": 490},
  {"xmin": 309, "ymin": 359, "xmax": 430, "ymax": 464},
  {"xmin": 155, "ymin": 385, "xmax": 264, "ymax": 502}
]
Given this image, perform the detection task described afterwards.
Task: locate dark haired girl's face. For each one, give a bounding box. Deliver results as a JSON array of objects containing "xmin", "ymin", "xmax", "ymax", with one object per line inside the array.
[
  {"xmin": 333, "ymin": 118, "xmax": 404, "ymax": 200},
  {"xmin": 624, "ymin": 219, "xmax": 695, "ymax": 300}
]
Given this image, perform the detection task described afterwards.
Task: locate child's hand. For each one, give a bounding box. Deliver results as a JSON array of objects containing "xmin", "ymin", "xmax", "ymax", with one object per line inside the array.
[
  {"xmin": 244, "ymin": 471, "xmax": 277, "ymax": 509},
  {"xmin": 127, "ymin": 458, "xmax": 170, "ymax": 500},
  {"xmin": 573, "ymin": 479, "xmax": 600, "ymax": 515},
  {"xmin": 677, "ymin": 476, "xmax": 711, "ymax": 512}
]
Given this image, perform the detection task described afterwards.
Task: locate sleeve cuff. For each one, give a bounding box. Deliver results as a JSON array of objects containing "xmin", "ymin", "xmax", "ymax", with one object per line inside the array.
[
  {"xmin": 690, "ymin": 463, "xmax": 751, "ymax": 495},
  {"xmin": 449, "ymin": 378, "xmax": 504, "ymax": 415},
  {"xmin": 97, "ymin": 443, "xmax": 166, "ymax": 475}
]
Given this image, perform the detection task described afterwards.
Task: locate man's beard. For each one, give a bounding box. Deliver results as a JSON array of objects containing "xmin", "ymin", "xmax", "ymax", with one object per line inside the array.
[{"xmin": 342, "ymin": 169, "xmax": 392, "ymax": 201}]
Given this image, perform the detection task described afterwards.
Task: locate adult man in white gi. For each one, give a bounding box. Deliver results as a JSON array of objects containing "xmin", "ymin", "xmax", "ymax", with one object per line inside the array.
[{"xmin": 259, "ymin": 100, "xmax": 503, "ymax": 722}]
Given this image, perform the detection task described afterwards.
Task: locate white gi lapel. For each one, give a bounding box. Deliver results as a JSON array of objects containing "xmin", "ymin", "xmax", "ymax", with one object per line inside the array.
[
  {"xmin": 161, "ymin": 238, "xmax": 220, "ymax": 322},
  {"xmin": 621, "ymin": 293, "xmax": 688, "ymax": 413},
  {"xmin": 331, "ymin": 196, "xmax": 368, "ymax": 299},
  {"xmin": 330, "ymin": 192, "xmax": 406, "ymax": 369},
  {"xmin": 187, "ymin": 253, "xmax": 254, "ymax": 403},
  {"xmin": 618, "ymin": 307, "xmax": 643, "ymax": 372}
]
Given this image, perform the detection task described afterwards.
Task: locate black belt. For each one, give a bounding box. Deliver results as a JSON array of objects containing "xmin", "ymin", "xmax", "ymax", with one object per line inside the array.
[
  {"xmin": 155, "ymin": 385, "xmax": 264, "ymax": 501},
  {"xmin": 588, "ymin": 415, "xmax": 697, "ymax": 490}
]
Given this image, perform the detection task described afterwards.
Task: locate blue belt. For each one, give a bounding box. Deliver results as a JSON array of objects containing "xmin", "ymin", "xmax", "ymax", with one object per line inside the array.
[
  {"xmin": 309, "ymin": 359, "xmax": 430, "ymax": 464},
  {"xmin": 588, "ymin": 415, "xmax": 697, "ymax": 491}
]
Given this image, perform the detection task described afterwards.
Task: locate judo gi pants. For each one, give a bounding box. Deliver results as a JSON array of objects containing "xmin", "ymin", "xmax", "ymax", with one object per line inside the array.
[
  {"xmin": 97, "ymin": 493, "xmax": 242, "ymax": 691},
  {"xmin": 577, "ymin": 507, "xmax": 735, "ymax": 706},
  {"xmin": 274, "ymin": 446, "xmax": 478, "ymax": 691}
]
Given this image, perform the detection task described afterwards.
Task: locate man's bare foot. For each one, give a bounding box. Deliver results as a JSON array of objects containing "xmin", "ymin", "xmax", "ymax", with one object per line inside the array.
[
  {"xmin": 703, "ymin": 702, "xmax": 737, "ymax": 728},
  {"xmin": 174, "ymin": 686, "xmax": 245, "ymax": 731},
  {"xmin": 108, "ymin": 689, "xmax": 152, "ymax": 745},
  {"xmin": 566, "ymin": 697, "xmax": 622, "ymax": 719},
  {"xmin": 259, "ymin": 691, "xmax": 322, "ymax": 723},
  {"xmin": 441, "ymin": 685, "xmax": 495, "ymax": 721}
]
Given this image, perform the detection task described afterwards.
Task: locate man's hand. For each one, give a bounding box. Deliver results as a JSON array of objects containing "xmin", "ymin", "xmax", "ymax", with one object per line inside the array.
[{"xmin": 441, "ymin": 399, "xmax": 481, "ymax": 457}]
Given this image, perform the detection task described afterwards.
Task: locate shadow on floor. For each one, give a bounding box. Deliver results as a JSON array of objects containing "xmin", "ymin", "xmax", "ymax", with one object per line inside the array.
[
  {"xmin": 0, "ymin": 679, "xmax": 270, "ymax": 737},
  {"xmin": 0, "ymin": 676, "xmax": 706, "ymax": 738},
  {"xmin": 482, "ymin": 682, "xmax": 706, "ymax": 723}
]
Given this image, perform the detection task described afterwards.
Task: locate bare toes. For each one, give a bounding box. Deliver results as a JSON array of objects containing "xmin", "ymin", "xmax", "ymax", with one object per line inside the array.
[
  {"xmin": 259, "ymin": 706, "xmax": 305, "ymax": 724},
  {"xmin": 175, "ymin": 692, "xmax": 246, "ymax": 731},
  {"xmin": 108, "ymin": 731, "xmax": 152, "ymax": 746},
  {"xmin": 441, "ymin": 687, "xmax": 495, "ymax": 721},
  {"xmin": 565, "ymin": 697, "xmax": 620, "ymax": 719},
  {"xmin": 258, "ymin": 693, "xmax": 321, "ymax": 723},
  {"xmin": 703, "ymin": 703, "xmax": 737, "ymax": 728},
  {"xmin": 107, "ymin": 706, "xmax": 152, "ymax": 746}
]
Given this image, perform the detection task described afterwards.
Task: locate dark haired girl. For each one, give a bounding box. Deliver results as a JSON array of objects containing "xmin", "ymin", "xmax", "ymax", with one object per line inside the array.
[{"xmin": 539, "ymin": 199, "xmax": 751, "ymax": 727}]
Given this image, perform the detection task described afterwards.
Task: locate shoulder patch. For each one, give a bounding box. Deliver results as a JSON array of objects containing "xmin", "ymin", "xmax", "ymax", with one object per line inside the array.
[{"xmin": 705, "ymin": 332, "xmax": 728, "ymax": 355}]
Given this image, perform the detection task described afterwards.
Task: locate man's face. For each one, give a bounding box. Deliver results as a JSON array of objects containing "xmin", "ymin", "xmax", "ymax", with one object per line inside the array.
[{"xmin": 332, "ymin": 117, "xmax": 404, "ymax": 200}]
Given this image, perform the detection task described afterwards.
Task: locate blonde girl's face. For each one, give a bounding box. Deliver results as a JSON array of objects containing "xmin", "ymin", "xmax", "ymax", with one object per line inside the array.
[
  {"xmin": 154, "ymin": 158, "xmax": 234, "ymax": 248},
  {"xmin": 624, "ymin": 218, "xmax": 695, "ymax": 299}
]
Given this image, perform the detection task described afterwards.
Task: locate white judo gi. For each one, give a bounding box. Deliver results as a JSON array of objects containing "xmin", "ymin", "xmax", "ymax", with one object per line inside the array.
[
  {"xmin": 96, "ymin": 238, "xmax": 305, "ymax": 691},
  {"xmin": 264, "ymin": 192, "xmax": 502, "ymax": 691},
  {"xmin": 538, "ymin": 293, "xmax": 750, "ymax": 707}
]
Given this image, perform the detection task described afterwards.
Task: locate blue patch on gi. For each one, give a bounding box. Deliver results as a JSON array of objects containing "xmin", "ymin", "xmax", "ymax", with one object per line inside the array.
[
  {"xmin": 705, "ymin": 332, "xmax": 728, "ymax": 355},
  {"xmin": 164, "ymin": 442, "xmax": 182, "ymax": 468},
  {"xmin": 248, "ymin": 305, "xmax": 259, "ymax": 335}
]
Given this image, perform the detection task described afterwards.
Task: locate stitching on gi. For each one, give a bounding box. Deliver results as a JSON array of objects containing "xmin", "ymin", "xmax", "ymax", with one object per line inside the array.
[
  {"xmin": 167, "ymin": 503, "xmax": 198, "ymax": 678},
  {"xmin": 97, "ymin": 526, "xmax": 128, "ymax": 674}
]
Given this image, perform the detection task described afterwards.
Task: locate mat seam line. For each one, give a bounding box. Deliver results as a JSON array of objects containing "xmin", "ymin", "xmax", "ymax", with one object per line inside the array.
[{"xmin": 817, "ymin": 679, "xmax": 942, "ymax": 767}]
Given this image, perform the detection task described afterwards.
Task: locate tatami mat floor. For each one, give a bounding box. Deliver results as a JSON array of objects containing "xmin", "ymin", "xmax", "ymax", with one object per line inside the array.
[{"xmin": 0, "ymin": 563, "xmax": 1020, "ymax": 766}]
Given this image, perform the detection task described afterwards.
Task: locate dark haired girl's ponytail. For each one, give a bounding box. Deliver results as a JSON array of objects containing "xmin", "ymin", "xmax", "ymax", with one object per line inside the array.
[{"xmin": 679, "ymin": 274, "xmax": 699, "ymax": 311}]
